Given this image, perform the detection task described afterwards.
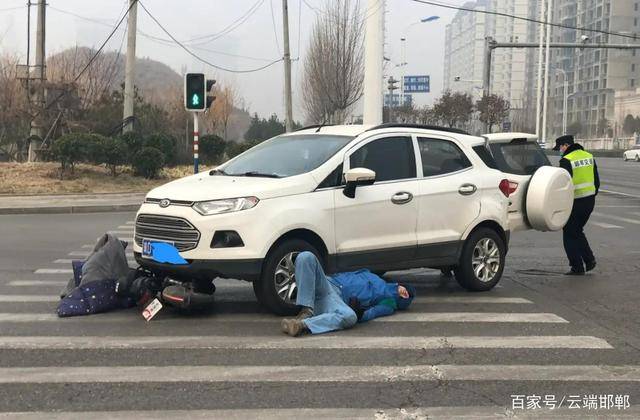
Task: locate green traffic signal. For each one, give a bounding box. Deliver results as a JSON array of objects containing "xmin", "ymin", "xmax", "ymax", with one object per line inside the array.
[{"xmin": 185, "ymin": 73, "xmax": 205, "ymax": 110}]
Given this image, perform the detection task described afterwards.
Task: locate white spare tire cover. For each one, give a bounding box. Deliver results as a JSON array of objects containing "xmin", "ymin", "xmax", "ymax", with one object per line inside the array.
[{"xmin": 526, "ymin": 166, "xmax": 574, "ymax": 232}]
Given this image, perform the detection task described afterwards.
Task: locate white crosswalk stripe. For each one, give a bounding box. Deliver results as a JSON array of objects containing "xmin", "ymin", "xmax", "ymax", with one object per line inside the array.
[
  {"xmin": 53, "ymin": 259, "xmax": 136, "ymax": 265},
  {"xmin": 3, "ymin": 407, "xmax": 639, "ymax": 420},
  {"xmin": 0, "ymin": 335, "xmax": 612, "ymax": 350},
  {"xmin": 0, "ymin": 312, "xmax": 565, "ymax": 323},
  {"xmin": 589, "ymin": 221, "xmax": 623, "ymax": 229},
  {"xmin": 592, "ymin": 212, "xmax": 640, "ymax": 225},
  {"xmin": 1, "ymin": 364, "xmax": 637, "ymax": 384},
  {"xmin": 34, "ymin": 269, "xmax": 72, "ymax": 274},
  {"xmin": 5, "ymin": 280, "xmax": 68, "ymax": 287},
  {"xmin": 69, "ymin": 250, "xmax": 133, "ymax": 257}
]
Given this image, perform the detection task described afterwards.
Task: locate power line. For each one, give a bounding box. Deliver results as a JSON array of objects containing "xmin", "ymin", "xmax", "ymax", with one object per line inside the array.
[
  {"xmin": 50, "ymin": 1, "xmax": 266, "ymax": 47},
  {"xmin": 411, "ymin": 0, "xmax": 640, "ymax": 42},
  {"xmin": 48, "ymin": 6, "xmax": 277, "ymax": 63},
  {"xmin": 295, "ymin": 0, "xmax": 302, "ymax": 60},
  {"xmin": 34, "ymin": 0, "xmax": 136, "ymax": 118},
  {"xmin": 138, "ymin": 1, "xmax": 283, "ymax": 74},
  {"xmin": 0, "ymin": 6, "xmax": 23, "ymax": 13},
  {"xmin": 269, "ymin": 0, "xmax": 282, "ymax": 54},
  {"xmin": 181, "ymin": 0, "xmax": 266, "ymax": 45}
]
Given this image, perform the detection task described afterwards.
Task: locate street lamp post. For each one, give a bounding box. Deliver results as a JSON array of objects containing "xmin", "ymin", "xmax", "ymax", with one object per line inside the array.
[
  {"xmin": 398, "ymin": 16, "xmax": 439, "ymax": 106},
  {"xmin": 555, "ymin": 68, "xmax": 569, "ymax": 135}
]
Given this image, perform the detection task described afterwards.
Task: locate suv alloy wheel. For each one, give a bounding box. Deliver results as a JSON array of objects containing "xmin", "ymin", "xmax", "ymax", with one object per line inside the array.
[
  {"xmin": 253, "ymin": 239, "xmax": 322, "ymax": 315},
  {"xmin": 454, "ymin": 227, "xmax": 506, "ymax": 291}
]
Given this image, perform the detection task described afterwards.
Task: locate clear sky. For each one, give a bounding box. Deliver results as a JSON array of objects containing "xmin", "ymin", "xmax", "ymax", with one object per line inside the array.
[{"xmin": 0, "ymin": 0, "xmax": 464, "ymax": 122}]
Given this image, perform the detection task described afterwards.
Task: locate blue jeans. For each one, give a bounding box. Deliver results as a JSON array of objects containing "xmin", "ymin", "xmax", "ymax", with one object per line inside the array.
[{"xmin": 295, "ymin": 252, "xmax": 357, "ymax": 334}]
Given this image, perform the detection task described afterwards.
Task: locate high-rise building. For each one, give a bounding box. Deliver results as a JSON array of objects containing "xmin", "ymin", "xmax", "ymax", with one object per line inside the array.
[
  {"xmin": 549, "ymin": 0, "xmax": 640, "ymax": 139},
  {"xmin": 444, "ymin": 0, "xmax": 535, "ymax": 131},
  {"xmin": 443, "ymin": 1, "xmax": 489, "ymax": 99}
]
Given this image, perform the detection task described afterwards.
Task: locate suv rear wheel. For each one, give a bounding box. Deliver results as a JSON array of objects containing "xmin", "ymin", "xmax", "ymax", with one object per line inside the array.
[
  {"xmin": 253, "ymin": 239, "xmax": 323, "ymax": 315},
  {"xmin": 454, "ymin": 228, "xmax": 505, "ymax": 291}
]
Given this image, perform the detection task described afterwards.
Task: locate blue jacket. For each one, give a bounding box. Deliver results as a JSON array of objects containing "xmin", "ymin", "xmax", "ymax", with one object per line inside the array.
[{"xmin": 329, "ymin": 269, "xmax": 399, "ymax": 322}]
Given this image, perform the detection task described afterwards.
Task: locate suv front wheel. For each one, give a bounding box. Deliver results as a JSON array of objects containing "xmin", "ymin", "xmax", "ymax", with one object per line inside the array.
[
  {"xmin": 253, "ymin": 239, "xmax": 323, "ymax": 315},
  {"xmin": 454, "ymin": 228, "xmax": 505, "ymax": 291}
]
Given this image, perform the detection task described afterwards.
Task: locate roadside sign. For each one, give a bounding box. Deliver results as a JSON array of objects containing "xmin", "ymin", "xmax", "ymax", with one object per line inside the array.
[
  {"xmin": 403, "ymin": 75, "xmax": 430, "ymax": 93},
  {"xmin": 502, "ymin": 121, "xmax": 512, "ymax": 132},
  {"xmin": 384, "ymin": 94, "xmax": 413, "ymax": 107}
]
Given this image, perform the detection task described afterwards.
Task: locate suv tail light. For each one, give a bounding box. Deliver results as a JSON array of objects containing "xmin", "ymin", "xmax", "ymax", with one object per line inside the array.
[{"xmin": 499, "ymin": 179, "xmax": 518, "ymax": 197}]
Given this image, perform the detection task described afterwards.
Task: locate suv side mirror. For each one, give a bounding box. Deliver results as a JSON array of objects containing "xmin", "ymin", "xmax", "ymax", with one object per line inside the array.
[{"xmin": 343, "ymin": 167, "xmax": 376, "ymax": 198}]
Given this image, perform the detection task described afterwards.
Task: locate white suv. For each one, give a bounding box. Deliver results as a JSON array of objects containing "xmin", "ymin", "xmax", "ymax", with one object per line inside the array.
[{"xmin": 134, "ymin": 124, "xmax": 573, "ymax": 314}]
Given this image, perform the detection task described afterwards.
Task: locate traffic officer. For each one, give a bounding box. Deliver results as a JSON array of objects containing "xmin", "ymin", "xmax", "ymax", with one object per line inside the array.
[{"xmin": 553, "ymin": 135, "xmax": 600, "ymax": 275}]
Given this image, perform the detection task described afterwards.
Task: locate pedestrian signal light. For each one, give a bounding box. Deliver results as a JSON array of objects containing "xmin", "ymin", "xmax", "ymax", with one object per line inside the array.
[{"xmin": 185, "ymin": 73, "xmax": 205, "ymax": 111}]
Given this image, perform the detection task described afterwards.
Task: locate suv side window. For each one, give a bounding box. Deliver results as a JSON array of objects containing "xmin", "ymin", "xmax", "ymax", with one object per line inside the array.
[
  {"xmin": 349, "ymin": 136, "xmax": 416, "ymax": 182},
  {"xmin": 418, "ymin": 137, "xmax": 472, "ymax": 177}
]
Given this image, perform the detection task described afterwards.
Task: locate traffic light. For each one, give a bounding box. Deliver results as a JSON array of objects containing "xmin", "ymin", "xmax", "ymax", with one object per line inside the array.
[
  {"xmin": 206, "ymin": 79, "xmax": 216, "ymax": 109},
  {"xmin": 185, "ymin": 73, "xmax": 205, "ymax": 111}
]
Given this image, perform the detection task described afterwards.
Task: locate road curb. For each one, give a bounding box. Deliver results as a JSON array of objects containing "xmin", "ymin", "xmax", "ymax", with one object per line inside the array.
[{"xmin": 0, "ymin": 204, "xmax": 141, "ymax": 215}]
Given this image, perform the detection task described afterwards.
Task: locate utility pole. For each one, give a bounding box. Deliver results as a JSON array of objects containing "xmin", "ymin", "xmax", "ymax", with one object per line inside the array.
[
  {"xmin": 541, "ymin": 0, "xmax": 554, "ymax": 143},
  {"xmin": 27, "ymin": 0, "xmax": 46, "ymax": 162},
  {"xmin": 482, "ymin": 37, "xmax": 493, "ymax": 98},
  {"xmin": 535, "ymin": 0, "xmax": 546, "ymax": 138},
  {"xmin": 281, "ymin": 0, "xmax": 293, "ymax": 132},
  {"xmin": 123, "ymin": 0, "xmax": 138, "ymax": 133},
  {"xmin": 387, "ymin": 76, "xmax": 399, "ymax": 122},
  {"xmin": 363, "ymin": 0, "xmax": 384, "ymax": 125}
]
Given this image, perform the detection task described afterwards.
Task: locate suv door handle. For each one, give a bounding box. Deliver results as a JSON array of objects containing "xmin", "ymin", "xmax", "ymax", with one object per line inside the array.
[
  {"xmin": 391, "ymin": 191, "xmax": 413, "ymax": 205},
  {"xmin": 458, "ymin": 184, "xmax": 477, "ymax": 196}
]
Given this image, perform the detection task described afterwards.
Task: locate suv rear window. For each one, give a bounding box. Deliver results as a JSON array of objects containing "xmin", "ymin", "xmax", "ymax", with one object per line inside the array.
[{"xmin": 489, "ymin": 140, "xmax": 550, "ymax": 175}]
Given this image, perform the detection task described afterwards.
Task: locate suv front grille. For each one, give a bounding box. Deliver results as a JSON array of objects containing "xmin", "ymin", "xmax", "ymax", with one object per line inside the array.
[{"xmin": 135, "ymin": 214, "xmax": 201, "ymax": 252}]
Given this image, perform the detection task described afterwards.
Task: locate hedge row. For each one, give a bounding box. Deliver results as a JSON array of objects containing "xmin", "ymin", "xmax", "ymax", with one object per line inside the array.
[
  {"xmin": 50, "ymin": 131, "xmax": 259, "ymax": 179},
  {"xmin": 51, "ymin": 132, "xmax": 177, "ymax": 179}
]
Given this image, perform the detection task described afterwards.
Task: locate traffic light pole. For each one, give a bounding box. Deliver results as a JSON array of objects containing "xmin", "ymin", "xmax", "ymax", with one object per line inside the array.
[{"xmin": 193, "ymin": 112, "xmax": 199, "ymax": 174}]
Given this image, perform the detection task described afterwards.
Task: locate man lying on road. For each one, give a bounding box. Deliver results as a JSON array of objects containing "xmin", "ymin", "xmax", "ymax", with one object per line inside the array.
[{"xmin": 281, "ymin": 252, "xmax": 415, "ymax": 337}]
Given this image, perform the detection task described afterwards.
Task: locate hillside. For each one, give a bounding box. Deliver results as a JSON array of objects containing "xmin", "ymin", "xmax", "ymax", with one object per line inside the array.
[{"xmin": 46, "ymin": 47, "xmax": 250, "ymax": 141}]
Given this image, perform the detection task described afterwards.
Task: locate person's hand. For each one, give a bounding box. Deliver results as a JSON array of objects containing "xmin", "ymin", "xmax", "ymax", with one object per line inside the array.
[{"xmin": 348, "ymin": 297, "xmax": 365, "ymax": 321}]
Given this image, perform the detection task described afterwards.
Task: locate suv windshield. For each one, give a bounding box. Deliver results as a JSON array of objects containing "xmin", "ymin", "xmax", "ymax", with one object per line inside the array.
[
  {"xmin": 223, "ymin": 134, "xmax": 354, "ymax": 178},
  {"xmin": 489, "ymin": 140, "xmax": 550, "ymax": 176}
]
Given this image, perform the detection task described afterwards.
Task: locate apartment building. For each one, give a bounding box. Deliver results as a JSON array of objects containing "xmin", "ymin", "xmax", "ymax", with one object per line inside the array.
[
  {"xmin": 549, "ymin": 0, "xmax": 640, "ymax": 138},
  {"xmin": 444, "ymin": 0, "xmax": 534, "ymax": 131}
]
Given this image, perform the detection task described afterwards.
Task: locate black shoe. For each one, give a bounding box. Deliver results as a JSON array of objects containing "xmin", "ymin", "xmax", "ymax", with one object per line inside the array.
[
  {"xmin": 585, "ymin": 261, "xmax": 596, "ymax": 272},
  {"xmin": 565, "ymin": 268, "xmax": 585, "ymax": 276}
]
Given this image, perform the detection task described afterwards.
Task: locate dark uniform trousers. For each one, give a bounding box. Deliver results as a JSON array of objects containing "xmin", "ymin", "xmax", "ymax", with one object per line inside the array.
[{"xmin": 563, "ymin": 195, "xmax": 596, "ymax": 269}]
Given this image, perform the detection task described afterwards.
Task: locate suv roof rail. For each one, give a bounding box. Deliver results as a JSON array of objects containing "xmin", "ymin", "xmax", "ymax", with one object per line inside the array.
[
  {"xmin": 366, "ymin": 123, "xmax": 469, "ymax": 135},
  {"xmin": 294, "ymin": 124, "xmax": 336, "ymax": 132}
]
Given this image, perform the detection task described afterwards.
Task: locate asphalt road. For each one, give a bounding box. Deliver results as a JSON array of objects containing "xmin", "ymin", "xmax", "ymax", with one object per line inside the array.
[{"xmin": 1, "ymin": 157, "xmax": 639, "ymax": 418}]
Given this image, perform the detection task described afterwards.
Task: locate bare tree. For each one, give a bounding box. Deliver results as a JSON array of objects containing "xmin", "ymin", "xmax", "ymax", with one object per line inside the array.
[
  {"xmin": 432, "ymin": 90, "xmax": 474, "ymax": 128},
  {"xmin": 476, "ymin": 93, "xmax": 510, "ymax": 133},
  {"xmin": 47, "ymin": 47, "xmax": 122, "ymax": 111},
  {"xmin": 214, "ymin": 84, "xmax": 238, "ymax": 141},
  {"xmin": 301, "ymin": 0, "xmax": 364, "ymax": 124},
  {"xmin": 0, "ymin": 54, "xmax": 30, "ymax": 160}
]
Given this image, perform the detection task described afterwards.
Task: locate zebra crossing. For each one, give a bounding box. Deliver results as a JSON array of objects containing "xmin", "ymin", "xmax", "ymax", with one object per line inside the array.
[
  {"xmin": 589, "ymin": 206, "xmax": 640, "ymax": 229},
  {"xmin": 0, "ymin": 218, "xmax": 638, "ymax": 417}
]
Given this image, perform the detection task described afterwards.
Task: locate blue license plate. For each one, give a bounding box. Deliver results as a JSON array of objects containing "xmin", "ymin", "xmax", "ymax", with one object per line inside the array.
[{"xmin": 142, "ymin": 239, "xmax": 174, "ymax": 259}]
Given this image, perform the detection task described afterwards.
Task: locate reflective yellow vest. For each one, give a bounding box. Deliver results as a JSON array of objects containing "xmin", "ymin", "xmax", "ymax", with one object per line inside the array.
[{"xmin": 564, "ymin": 149, "xmax": 596, "ymax": 199}]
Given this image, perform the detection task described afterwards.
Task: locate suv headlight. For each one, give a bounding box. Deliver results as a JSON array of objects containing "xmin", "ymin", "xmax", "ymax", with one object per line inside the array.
[{"xmin": 192, "ymin": 197, "xmax": 259, "ymax": 216}]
